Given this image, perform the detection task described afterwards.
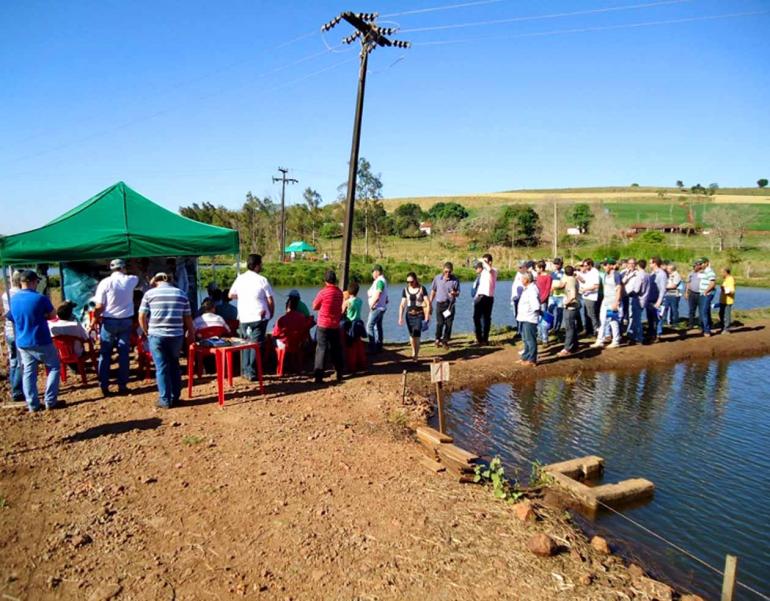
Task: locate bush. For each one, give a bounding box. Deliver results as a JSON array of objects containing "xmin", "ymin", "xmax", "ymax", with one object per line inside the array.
[
  {"xmin": 320, "ymin": 222, "xmax": 342, "ymax": 239},
  {"xmin": 639, "ymin": 230, "xmax": 665, "ymax": 243}
]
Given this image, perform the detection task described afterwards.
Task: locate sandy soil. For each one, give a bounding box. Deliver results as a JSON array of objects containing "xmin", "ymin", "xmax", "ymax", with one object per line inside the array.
[{"xmin": 1, "ymin": 322, "xmax": 755, "ymax": 599}]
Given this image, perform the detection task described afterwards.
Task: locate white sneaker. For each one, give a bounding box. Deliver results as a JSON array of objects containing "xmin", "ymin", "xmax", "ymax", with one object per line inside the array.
[
  {"xmin": 607, "ymin": 341, "xmax": 621, "ymax": 349},
  {"xmin": 590, "ymin": 342, "xmax": 604, "ymax": 349},
  {"xmin": 518, "ymin": 349, "xmax": 525, "ymax": 355}
]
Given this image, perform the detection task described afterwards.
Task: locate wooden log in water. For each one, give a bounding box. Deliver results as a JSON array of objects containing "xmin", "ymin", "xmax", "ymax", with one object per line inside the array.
[
  {"xmin": 592, "ymin": 478, "xmax": 655, "ymax": 506},
  {"xmin": 543, "ymin": 455, "xmax": 604, "ymax": 480}
]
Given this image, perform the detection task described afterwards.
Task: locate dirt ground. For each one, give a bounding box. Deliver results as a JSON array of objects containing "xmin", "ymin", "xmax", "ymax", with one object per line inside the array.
[{"xmin": 2, "ymin": 320, "xmax": 760, "ymax": 600}]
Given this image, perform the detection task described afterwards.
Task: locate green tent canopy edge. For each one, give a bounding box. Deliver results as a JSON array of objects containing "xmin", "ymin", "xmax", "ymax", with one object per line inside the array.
[
  {"xmin": 0, "ymin": 181, "xmax": 239, "ymax": 265},
  {"xmin": 284, "ymin": 240, "xmax": 317, "ymax": 253}
]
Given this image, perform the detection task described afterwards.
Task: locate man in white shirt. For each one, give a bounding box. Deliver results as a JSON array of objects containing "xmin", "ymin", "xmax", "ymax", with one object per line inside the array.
[
  {"xmin": 94, "ymin": 258, "xmax": 139, "ymax": 396},
  {"xmin": 577, "ymin": 258, "xmax": 601, "ymax": 338},
  {"xmin": 473, "ymin": 254, "xmax": 497, "ymax": 345},
  {"xmin": 510, "ymin": 263, "xmax": 527, "ymax": 334},
  {"xmin": 193, "ymin": 299, "xmax": 230, "ymax": 335},
  {"xmin": 229, "ymin": 253, "xmax": 274, "ymax": 381},
  {"xmin": 515, "ymin": 272, "xmax": 540, "ymax": 366}
]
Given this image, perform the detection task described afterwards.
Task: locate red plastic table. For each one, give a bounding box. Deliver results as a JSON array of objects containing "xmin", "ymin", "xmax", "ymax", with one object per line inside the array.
[{"xmin": 187, "ymin": 340, "xmax": 264, "ymax": 406}]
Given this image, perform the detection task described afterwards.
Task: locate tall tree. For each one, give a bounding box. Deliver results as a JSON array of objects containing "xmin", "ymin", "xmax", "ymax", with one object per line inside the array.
[
  {"xmin": 569, "ymin": 203, "xmax": 594, "ymax": 234},
  {"xmin": 302, "ymin": 187, "xmax": 323, "ymax": 245},
  {"xmin": 758, "ymin": 178, "xmax": 768, "ymax": 189},
  {"xmin": 338, "ymin": 157, "xmax": 384, "ymax": 258}
]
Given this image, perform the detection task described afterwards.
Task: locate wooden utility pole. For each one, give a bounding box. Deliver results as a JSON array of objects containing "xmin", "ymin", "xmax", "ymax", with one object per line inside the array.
[
  {"xmin": 273, "ymin": 167, "xmax": 298, "ymax": 263},
  {"xmin": 321, "ymin": 11, "xmax": 410, "ymax": 289},
  {"xmin": 552, "ymin": 199, "xmax": 558, "ymax": 258}
]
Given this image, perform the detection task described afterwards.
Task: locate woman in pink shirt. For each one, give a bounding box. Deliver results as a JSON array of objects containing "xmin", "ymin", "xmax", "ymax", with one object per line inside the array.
[{"xmin": 312, "ymin": 270, "xmax": 344, "ymax": 384}]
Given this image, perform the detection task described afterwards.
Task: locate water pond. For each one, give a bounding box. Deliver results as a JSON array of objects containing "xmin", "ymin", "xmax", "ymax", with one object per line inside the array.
[{"xmin": 433, "ymin": 356, "xmax": 770, "ymax": 600}]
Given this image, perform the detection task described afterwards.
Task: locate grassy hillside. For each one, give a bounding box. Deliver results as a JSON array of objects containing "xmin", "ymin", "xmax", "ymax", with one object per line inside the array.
[{"xmin": 383, "ymin": 187, "xmax": 770, "ymax": 230}]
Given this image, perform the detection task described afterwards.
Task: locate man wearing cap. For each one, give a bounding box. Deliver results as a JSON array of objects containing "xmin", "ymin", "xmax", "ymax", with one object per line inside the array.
[
  {"xmin": 139, "ymin": 272, "xmax": 193, "ymax": 408},
  {"xmin": 7, "ymin": 270, "xmax": 61, "ymax": 411},
  {"xmin": 698, "ymin": 257, "xmax": 717, "ymax": 336},
  {"xmin": 94, "ymin": 259, "xmax": 139, "ymax": 396},
  {"xmin": 685, "ymin": 260, "xmax": 702, "ymax": 329},
  {"xmin": 366, "ymin": 264, "xmax": 388, "ymax": 353},
  {"xmin": 1, "ymin": 270, "xmax": 24, "ymax": 402}
]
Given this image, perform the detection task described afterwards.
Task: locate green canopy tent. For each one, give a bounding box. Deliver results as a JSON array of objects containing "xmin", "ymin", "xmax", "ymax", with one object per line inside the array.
[
  {"xmin": 0, "ymin": 182, "xmax": 240, "ymax": 316},
  {"xmin": 284, "ymin": 240, "xmax": 317, "ymax": 253},
  {"xmin": 0, "ymin": 181, "xmax": 239, "ymax": 264}
]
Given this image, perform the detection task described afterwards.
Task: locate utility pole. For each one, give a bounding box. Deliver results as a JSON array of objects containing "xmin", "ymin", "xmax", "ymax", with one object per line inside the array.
[
  {"xmin": 553, "ymin": 199, "xmax": 558, "ymax": 258},
  {"xmin": 273, "ymin": 167, "xmax": 298, "ymax": 263},
  {"xmin": 321, "ymin": 11, "xmax": 410, "ymax": 289}
]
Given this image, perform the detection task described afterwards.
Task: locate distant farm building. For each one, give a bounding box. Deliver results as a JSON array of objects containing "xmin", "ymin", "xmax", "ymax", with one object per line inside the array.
[
  {"xmin": 419, "ymin": 221, "xmax": 433, "ymax": 236},
  {"xmin": 625, "ymin": 223, "xmax": 698, "ymax": 236},
  {"xmin": 566, "ymin": 227, "xmax": 581, "ymax": 236}
]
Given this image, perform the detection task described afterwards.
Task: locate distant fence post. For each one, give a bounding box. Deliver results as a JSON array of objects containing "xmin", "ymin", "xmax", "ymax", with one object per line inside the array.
[{"xmin": 720, "ymin": 554, "xmax": 737, "ymax": 601}]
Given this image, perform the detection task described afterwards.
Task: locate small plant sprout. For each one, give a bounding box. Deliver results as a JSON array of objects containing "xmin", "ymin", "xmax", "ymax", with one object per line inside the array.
[{"xmin": 473, "ymin": 456, "xmax": 523, "ymax": 502}]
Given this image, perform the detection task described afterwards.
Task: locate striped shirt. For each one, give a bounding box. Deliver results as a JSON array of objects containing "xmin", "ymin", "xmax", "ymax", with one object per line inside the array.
[
  {"xmin": 699, "ymin": 267, "xmax": 716, "ymax": 294},
  {"xmin": 139, "ymin": 283, "xmax": 191, "ymax": 337}
]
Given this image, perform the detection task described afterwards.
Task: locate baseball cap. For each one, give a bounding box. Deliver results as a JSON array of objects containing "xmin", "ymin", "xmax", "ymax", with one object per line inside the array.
[
  {"xmin": 604, "ymin": 258, "xmax": 617, "ymax": 265},
  {"xmin": 700, "ymin": 257, "xmax": 709, "ymax": 264},
  {"xmin": 19, "ymin": 269, "xmax": 39, "ymax": 283},
  {"xmin": 288, "ymin": 289, "xmax": 301, "ymax": 299},
  {"xmin": 110, "ymin": 258, "xmax": 126, "ymax": 270}
]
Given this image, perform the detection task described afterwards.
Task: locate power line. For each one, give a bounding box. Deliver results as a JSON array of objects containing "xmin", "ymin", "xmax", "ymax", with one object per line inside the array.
[
  {"xmin": 0, "ymin": 43, "xmax": 344, "ymax": 167},
  {"xmin": 399, "ymin": 0, "xmax": 692, "ymax": 33},
  {"xmin": 381, "ymin": 0, "xmax": 508, "ymax": 18},
  {"xmin": 412, "ymin": 10, "xmax": 769, "ymax": 46}
]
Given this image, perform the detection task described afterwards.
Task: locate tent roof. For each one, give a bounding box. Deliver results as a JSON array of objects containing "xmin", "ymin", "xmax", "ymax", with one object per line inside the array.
[
  {"xmin": 0, "ymin": 182, "xmax": 239, "ymax": 264},
  {"xmin": 284, "ymin": 240, "xmax": 317, "ymax": 253}
]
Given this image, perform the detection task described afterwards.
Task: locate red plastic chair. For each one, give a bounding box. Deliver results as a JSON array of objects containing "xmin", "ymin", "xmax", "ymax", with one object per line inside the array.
[
  {"xmin": 52, "ymin": 335, "xmax": 94, "ymax": 385},
  {"xmin": 275, "ymin": 329, "xmax": 308, "ymax": 377},
  {"xmin": 136, "ymin": 336, "xmax": 154, "ymax": 381},
  {"xmin": 226, "ymin": 319, "xmax": 240, "ymax": 336},
  {"xmin": 186, "ymin": 326, "xmax": 230, "ymax": 396},
  {"xmin": 345, "ymin": 337, "xmax": 367, "ymax": 374}
]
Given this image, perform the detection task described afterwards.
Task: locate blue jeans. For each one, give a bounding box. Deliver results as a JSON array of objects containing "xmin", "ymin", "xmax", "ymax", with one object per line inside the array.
[
  {"xmin": 663, "ymin": 295, "xmax": 680, "ymax": 326},
  {"xmin": 239, "ymin": 320, "xmax": 267, "ymax": 380},
  {"xmin": 629, "ymin": 297, "xmax": 644, "ymax": 342},
  {"xmin": 19, "ymin": 343, "xmax": 61, "ymax": 411},
  {"xmin": 537, "ymin": 302, "xmax": 549, "ymax": 343},
  {"xmin": 366, "ymin": 307, "xmax": 386, "ymax": 352},
  {"xmin": 548, "ymin": 299, "xmax": 564, "ymax": 333},
  {"xmin": 699, "ymin": 293, "xmax": 714, "ymax": 334},
  {"xmin": 520, "ymin": 321, "xmax": 538, "ymax": 363},
  {"xmin": 647, "ymin": 304, "xmax": 661, "ymax": 338},
  {"xmin": 148, "ymin": 335, "xmax": 184, "ymax": 407},
  {"xmin": 7, "ymin": 335, "xmax": 24, "ymax": 401},
  {"xmin": 99, "ymin": 317, "xmax": 133, "ymax": 389}
]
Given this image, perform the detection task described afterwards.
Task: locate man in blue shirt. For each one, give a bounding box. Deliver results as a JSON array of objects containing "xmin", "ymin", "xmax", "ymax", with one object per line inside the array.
[{"xmin": 8, "ymin": 270, "xmax": 61, "ymax": 412}]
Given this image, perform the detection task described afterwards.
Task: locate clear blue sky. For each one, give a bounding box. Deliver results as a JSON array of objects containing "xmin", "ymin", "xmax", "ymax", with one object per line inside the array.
[{"xmin": 1, "ymin": 0, "xmax": 768, "ymax": 234}]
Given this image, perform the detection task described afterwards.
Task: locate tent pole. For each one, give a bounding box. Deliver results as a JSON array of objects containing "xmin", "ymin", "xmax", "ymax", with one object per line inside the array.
[
  {"xmin": 60, "ymin": 262, "xmax": 66, "ymax": 301},
  {"xmin": 236, "ymin": 252, "xmax": 241, "ymax": 275}
]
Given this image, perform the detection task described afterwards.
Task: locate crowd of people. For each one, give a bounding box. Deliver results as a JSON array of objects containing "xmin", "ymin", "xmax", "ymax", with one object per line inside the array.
[{"xmin": 1, "ymin": 250, "xmax": 738, "ymax": 413}]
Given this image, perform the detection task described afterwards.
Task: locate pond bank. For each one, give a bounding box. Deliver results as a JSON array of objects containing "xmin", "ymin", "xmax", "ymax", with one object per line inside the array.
[
  {"xmin": 0, "ymin": 353, "xmax": 707, "ymax": 600},
  {"xmin": 405, "ymin": 317, "xmax": 770, "ymax": 396}
]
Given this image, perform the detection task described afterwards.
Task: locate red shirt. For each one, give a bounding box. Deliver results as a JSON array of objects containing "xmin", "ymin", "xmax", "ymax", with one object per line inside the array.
[
  {"xmin": 312, "ymin": 284, "xmax": 343, "ymax": 329},
  {"xmin": 271, "ymin": 310, "xmax": 311, "ymax": 342},
  {"xmin": 535, "ymin": 274, "xmax": 552, "ymax": 305}
]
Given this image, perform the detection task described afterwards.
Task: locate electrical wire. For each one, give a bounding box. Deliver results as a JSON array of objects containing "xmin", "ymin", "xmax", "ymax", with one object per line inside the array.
[
  {"xmin": 381, "ymin": 0, "xmax": 508, "ymax": 19},
  {"xmin": 399, "ymin": 0, "xmax": 692, "ymax": 33},
  {"xmin": 1, "ymin": 42, "xmax": 345, "ymax": 166},
  {"xmin": 412, "ymin": 10, "xmax": 769, "ymax": 46}
]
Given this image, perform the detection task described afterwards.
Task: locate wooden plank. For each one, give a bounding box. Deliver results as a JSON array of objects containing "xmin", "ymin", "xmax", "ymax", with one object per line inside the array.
[
  {"xmin": 437, "ymin": 443, "xmax": 478, "ymax": 464},
  {"xmin": 415, "ymin": 425, "xmax": 452, "ymax": 445},
  {"xmin": 436, "ymin": 450, "xmax": 477, "ymax": 475},
  {"xmin": 721, "ymin": 555, "xmax": 737, "ymax": 601},
  {"xmin": 419, "ymin": 456, "xmax": 446, "ymax": 473}
]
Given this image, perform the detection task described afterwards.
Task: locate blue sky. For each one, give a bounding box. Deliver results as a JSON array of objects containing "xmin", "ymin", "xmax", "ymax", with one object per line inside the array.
[{"xmin": 1, "ymin": 0, "xmax": 768, "ymax": 234}]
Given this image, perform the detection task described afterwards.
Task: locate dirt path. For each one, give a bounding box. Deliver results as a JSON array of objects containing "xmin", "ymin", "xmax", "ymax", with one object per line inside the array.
[{"xmin": 1, "ymin": 358, "xmax": 678, "ymax": 601}]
